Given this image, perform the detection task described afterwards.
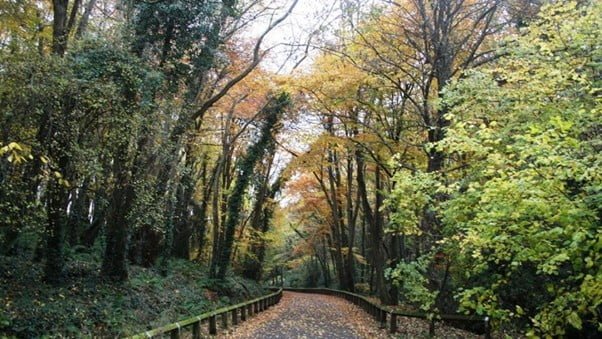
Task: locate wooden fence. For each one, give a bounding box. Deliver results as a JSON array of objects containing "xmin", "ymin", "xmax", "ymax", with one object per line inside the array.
[
  {"xmin": 129, "ymin": 288, "xmax": 283, "ymax": 338},
  {"xmin": 282, "ymin": 287, "xmax": 491, "ymax": 338}
]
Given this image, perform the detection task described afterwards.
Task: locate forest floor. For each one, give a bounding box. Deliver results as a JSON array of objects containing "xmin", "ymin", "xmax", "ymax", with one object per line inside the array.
[
  {"xmin": 221, "ymin": 291, "xmax": 481, "ymax": 339},
  {"xmin": 1, "ymin": 249, "xmax": 489, "ymax": 338},
  {"xmin": 0, "ymin": 252, "xmax": 265, "ymax": 338}
]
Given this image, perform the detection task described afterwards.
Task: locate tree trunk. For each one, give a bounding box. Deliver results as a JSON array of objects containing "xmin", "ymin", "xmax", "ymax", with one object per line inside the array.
[
  {"xmin": 101, "ymin": 152, "xmax": 132, "ymax": 281},
  {"xmin": 51, "ymin": 0, "xmax": 69, "ymax": 56},
  {"xmin": 241, "ymin": 178, "xmax": 271, "ymax": 280},
  {"xmin": 67, "ymin": 180, "xmax": 89, "ymax": 246},
  {"xmin": 213, "ymin": 93, "xmax": 289, "ymax": 280},
  {"xmin": 75, "ymin": 0, "xmax": 97, "ymax": 39},
  {"xmin": 373, "ymin": 166, "xmax": 394, "ymax": 304},
  {"xmin": 344, "ymin": 154, "xmax": 356, "ymax": 292},
  {"xmin": 44, "ymin": 167, "xmax": 69, "ymax": 284},
  {"xmin": 242, "ymin": 169, "xmax": 281, "ymax": 281},
  {"xmin": 191, "ymin": 156, "xmax": 210, "ymax": 259},
  {"xmin": 42, "ymin": 0, "xmax": 71, "ymax": 285},
  {"xmin": 171, "ymin": 159, "xmax": 195, "ymax": 259},
  {"xmin": 322, "ymin": 238, "xmax": 331, "ymax": 287},
  {"xmin": 209, "ymin": 155, "xmax": 224, "ymax": 277},
  {"xmin": 326, "ymin": 159, "xmax": 348, "ymax": 290}
]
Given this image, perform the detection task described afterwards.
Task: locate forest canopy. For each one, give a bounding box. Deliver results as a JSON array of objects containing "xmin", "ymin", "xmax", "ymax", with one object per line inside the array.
[{"xmin": 0, "ymin": 0, "xmax": 600, "ymax": 337}]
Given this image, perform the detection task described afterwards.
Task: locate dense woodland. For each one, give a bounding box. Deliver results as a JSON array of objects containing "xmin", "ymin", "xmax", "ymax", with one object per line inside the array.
[{"xmin": 0, "ymin": 0, "xmax": 600, "ymax": 337}]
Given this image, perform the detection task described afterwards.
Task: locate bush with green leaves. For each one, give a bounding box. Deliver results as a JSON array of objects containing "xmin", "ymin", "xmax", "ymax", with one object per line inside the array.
[{"xmin": 387, "ymin": 1, "xmax": 601, "ymax": 336}]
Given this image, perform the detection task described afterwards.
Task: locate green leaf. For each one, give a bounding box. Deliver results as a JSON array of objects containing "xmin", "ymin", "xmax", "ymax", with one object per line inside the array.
[{"xmin": 567, "ymin": 312, "xmax": 582, "ymax": 330}]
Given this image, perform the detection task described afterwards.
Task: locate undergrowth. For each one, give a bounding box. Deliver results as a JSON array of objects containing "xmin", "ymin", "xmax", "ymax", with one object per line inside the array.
[{"xmin": 0, "ymin": 251, "xmax": 265, "ymax": 337}]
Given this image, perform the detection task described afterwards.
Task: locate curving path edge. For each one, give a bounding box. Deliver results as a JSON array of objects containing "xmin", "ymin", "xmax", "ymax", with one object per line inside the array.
[{"xmin": 221, "ymin": 291, "xmax": 391, "ymax": 339}]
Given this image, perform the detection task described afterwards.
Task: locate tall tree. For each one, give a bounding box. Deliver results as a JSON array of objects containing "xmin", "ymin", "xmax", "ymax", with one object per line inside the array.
[{"xmin": 212, "ymin": 92, "xmax": 291, "ymax": 280}]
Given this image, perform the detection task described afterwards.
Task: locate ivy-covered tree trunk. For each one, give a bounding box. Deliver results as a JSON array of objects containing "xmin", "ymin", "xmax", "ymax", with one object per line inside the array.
[
  {"xmin": 242, "ymin": 174, "xmax": 281, "ymax": 281},
  {"xmin": 213, "ymin": 92, "xmax": 290, "ymax": 280},
  {"xmin": 171, "ymin": 155, "xmax": 196, "ymax": 259},
  {"xmin": 66, "ymin": 179, "xmax": 89, "ymax": 246},
  {"xmin": 42, "ymin": 73, "xmax": 80, "ymax": 284},
  {"xmin": 241, "ymin": 208, "xmax": 271, "ymax": 281},
  {"xmin": 41, "ymin": 112, "xmax": 73, "ymax": 284},
  {"xmin": 44, "ymin": 155, "xmax": 69, "ymax": 284},
  {"xmin": 100, "ymin": 81, "xmax": 145, "ymax": 281},
  {"xmin": 42, "ymin": 0, "xmax": 73, "ymax": 285},
  {"xmin": 191, "ymin": 156, "xmax": 211, "ymax": 259},
  {"xmin": 241, "ymin": 176, "xmax": 271, "ymax": 280},
  {"xmin": 101, "ymin": 151, "xmax": 133, "ymax": 281},
  {"xmin": 373, "ymin": 166, "xmax": 394, "ymax": 304}
]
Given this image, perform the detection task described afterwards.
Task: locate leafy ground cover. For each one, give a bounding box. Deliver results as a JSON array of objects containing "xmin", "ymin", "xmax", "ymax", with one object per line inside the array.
[
  {"xmin": 0, "ymin": 252, "xmax": 265, "ymax": 337},
  {"xmin": 223, "ymin": 292, "xmax": 478, "ymax": 339}
]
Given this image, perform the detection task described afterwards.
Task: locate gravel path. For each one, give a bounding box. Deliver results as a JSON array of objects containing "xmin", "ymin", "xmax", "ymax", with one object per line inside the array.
[{"xmin": 221, "ymin": 291, "xmax": 391, "ymax": 339}]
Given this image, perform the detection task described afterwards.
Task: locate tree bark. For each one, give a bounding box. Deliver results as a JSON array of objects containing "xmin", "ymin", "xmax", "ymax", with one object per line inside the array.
[
  {"xmin": 43, "ymin": 154, "xmax": 69, "ymax": 284},
  {"xmin": 213, "ymin": 93, "xmax": 289, "ymax": 280},
  {"xmin": 171, "ymin": 144, "xmax": 196, "ymax": 259},
  {"xmin": 373, "ymin": 166, "xmax": 394, "ymax": 304},
  {"xmin": 75, "ymin": 0, "xmax": 97, "ymax": 39},
  {"xmin": 242, "ymin": 168, "xmax": 281, "ymax": 281},
  {"xmin": 101, "ymin": 151, "xmax": 133, "ymax": 281},
  {"xmin": 52, "ymin": 0, "xmax": 69, "ymax": 56}
]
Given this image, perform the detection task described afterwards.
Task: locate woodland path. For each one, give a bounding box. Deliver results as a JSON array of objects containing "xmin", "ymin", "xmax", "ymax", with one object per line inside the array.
[{"xmin": 221, "ymin": 291, "xmax": 391, "ymax": 339}]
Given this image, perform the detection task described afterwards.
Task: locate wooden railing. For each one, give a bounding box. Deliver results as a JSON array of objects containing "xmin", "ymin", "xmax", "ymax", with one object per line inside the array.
[
  {"xmin": 129, "ymin": 288, "xmax": 283, "ymax": 338},
  {"xmin": 282, "ymin": 287, "xmax": 491, "ymax": 338}
]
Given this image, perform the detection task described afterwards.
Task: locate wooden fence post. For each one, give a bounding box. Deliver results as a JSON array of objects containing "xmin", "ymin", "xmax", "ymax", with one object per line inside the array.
[
  {"xmin": 209, "ymin": 315, "xmax": 217, "ymax": 335},
  {"xmin": 379, "ymin": 309, "xmax": 386, "ymax": 328},
  {"xmin": 192, "ymin": 320, "xmax": 201, "ymax": 339},
  {"xmin": 222, "ymin": 312, "xmax": 228, "ymax": 329},
  {"xmin": 129, "ymin": 288, "xmax": 285, "ymax": 338},
  {"xmin": 232, "ymin": 309, "xmax": 238, "ymax": 326},
  {"xmin": 428, "ymin": 318, "xmax": 435, "ymax": 337},
  {"xmin": 390, "ymin": 313, "xmax": 397, "ymax": 333},
  {"xmin": 484, "ymin": 317, "xmax": 491, "ymax": 339}
]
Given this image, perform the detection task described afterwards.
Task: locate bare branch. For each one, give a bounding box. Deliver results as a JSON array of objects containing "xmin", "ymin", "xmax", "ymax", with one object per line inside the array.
[{"xmin": 192, "ymin": 0, "xmax": 301, "ymax": 125}]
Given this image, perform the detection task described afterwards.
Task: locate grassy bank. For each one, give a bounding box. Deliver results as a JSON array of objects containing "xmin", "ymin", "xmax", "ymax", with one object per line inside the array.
[{"xmin": 0, "ymin": 251, "xmax": 265, "ymax": 337}]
